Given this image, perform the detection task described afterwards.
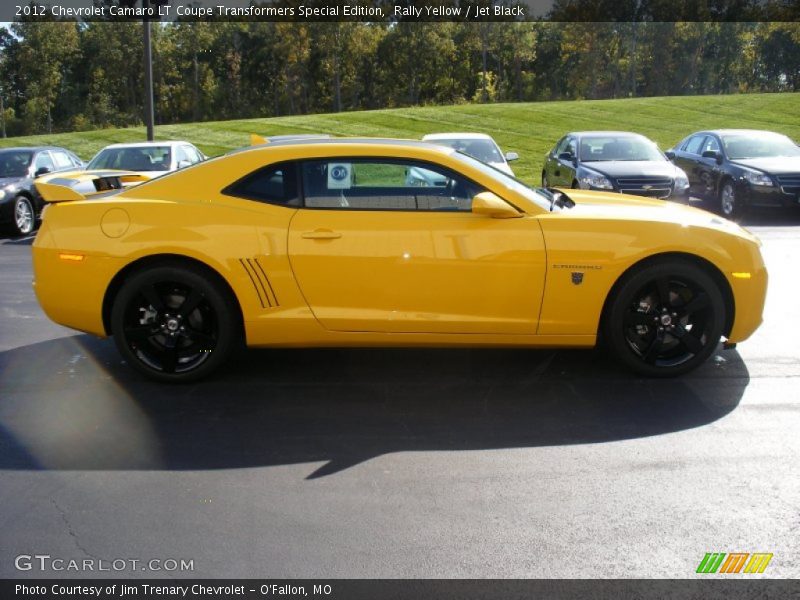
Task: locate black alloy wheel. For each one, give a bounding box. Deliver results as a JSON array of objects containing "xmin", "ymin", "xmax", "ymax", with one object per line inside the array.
[
  {"xmin": 111, "ymin": 263, "xmax": 239, "ymax": 382},
  {"xmin": 605, "ymin": 260, "xmax": 725, "ymax": 377}
]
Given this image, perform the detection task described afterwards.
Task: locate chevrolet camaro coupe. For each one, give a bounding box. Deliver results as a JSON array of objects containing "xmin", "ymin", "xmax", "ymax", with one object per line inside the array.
[{"xmin": 32, "ymin": 139, "xmax": 767, "ymax": 382}]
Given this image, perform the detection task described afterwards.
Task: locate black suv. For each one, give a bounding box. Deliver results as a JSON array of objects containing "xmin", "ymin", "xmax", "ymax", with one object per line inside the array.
[
  {"xmin": 542, "ymin": 131, "xmax": 690, "ymax": 201},
  {"xmin": 669, "ymin": 129, "xmax": 800, "ymax": 219},
  {"xmin": 0, "ymin": 146, "xmax": 84, "ymax": 236}
]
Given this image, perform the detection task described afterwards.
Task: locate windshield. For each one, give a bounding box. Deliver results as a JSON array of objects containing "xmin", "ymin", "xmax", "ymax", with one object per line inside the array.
[
  {"xmin": 721, "ymin": 133, "xmax": 800, "ymax": 160},
  {"xmin": 0, "ymin": 151, "xmax": 33, "ymax": 178},
  {"xmin": 430, "ymin": 138, "xmax": 504, "ymax": 164},
  {"xmin": 88, "ymin": 146, "xmax": 172, "ymax": 172},
  {"xmin": 579, "ymin": 136, "xmax": 665, "ymax": 162},
  {"xmin": 453, "ymin": 151, "xmax": 551, "ymax": 212}
]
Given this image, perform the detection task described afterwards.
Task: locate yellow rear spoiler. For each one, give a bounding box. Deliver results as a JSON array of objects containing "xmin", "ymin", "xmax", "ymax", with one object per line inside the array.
[
  {"xmin": 36, "ymin": 172, "xmax": 152, "ymax": 203},
  {"xmin": 250, "ymin": 133, "xmax": 267, "ymax": 146}
]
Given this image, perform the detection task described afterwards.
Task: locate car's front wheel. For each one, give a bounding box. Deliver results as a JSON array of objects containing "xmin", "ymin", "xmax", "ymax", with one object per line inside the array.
[
  {"xmin": 719, "ymin": 180, "xmax": 742, "ymax": 220},
  {"xmin": 12, "ymin": 195, "xmax": 35, "ymax": 236},
  {"xmin": 604, "ymin": 260, "xmax": 726, "ymax": 377},
  {"xmin": 110, "ymin": 263, "xmax": 240, "ymax": 382}
]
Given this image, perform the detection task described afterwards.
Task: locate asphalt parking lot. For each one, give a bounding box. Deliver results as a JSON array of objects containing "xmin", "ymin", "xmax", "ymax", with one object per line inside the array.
[{"xmin": 1, "ymin": 205, "xmax": 799, "ymax": 579}]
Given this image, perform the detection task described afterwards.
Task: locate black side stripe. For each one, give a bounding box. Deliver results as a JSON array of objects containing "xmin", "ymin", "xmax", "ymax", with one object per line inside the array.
[{"xmin": 239, "ymin": 258, "xmax": 279, "ymax": 308}]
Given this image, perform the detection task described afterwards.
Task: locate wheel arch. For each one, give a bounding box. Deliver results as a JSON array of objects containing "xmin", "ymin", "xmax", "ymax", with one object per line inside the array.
[
  {"xmin": 598, "ymin": 251, "xmax": 735, "ymax": 341},
  {"xmin": 102, "ymin": 253, "xmax": 245, "ymax": 337}
]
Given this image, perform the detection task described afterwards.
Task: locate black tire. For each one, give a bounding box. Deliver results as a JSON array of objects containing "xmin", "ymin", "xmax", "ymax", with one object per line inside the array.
[
  {"xmin": 604, "ymin": 260, "xmax": 726, "ymax": 377},
  {"xmin": 110, "ymin": 262, "xmax": 240, "ymax": 382},
  {"xmin": 718, "ymin": 179, "xmax": 743, "ymax": 220},
  {"xmin": 571, "ymin": 180, "xmax": 580, "ymax": 189},
  {"xmin": 12, "ymin": 195, "xmax": 36, "ymax": 236}
]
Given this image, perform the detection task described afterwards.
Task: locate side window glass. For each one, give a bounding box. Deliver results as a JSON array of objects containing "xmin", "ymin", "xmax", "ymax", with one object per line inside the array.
[
  {"xmin": 685, "ymin": 136, "xmax": 706, "ymax": 155},
  {"xmin": 34, "ymin": 151, "xmax": 55, "ymax": 173},
  {"xmin": 565, "ymin": 138, "xmax": 577, "ymax": 157},
  {"xmin": 556, "ymin": 137, "xmax": 572, "ymax": 155},
  {"xmin": 702, "ymin": 136, "xmax": 720, "ymax": 153},
  {"xmin": 301, "ymin": 159, "xmax": 482, "ymax": 212},
  {"xmin": 52, "ymin": 151, "xmax": 73, "ymax": 170},
  {"xmin": 186, "ymin": 146, "xmax": 203, "ymax": 163},
  {"xmin": 176, "ymin": 146, "xmax": 190, "ymax": 166},
  {"xmin": 223, "ymin": 161, "xmax": 299, "ymax": 206}
]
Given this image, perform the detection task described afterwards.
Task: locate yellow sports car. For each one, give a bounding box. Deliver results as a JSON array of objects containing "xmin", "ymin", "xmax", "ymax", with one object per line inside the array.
[{"xmin": 32, "ymin": 138, "xmax": 767, "ymax": 382}]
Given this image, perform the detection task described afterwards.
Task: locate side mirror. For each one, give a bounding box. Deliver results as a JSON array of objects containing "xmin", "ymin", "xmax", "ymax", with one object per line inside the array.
[
  {"xmin": 664, "ymin": 150, "xmax": 676, "ymax": 161},
  {"xmin": 471, "ymin": 191, "xmax": 521, "ymax": 219},
  {"xmin": 34, "ymin": 167, "xmax": 51, "ymax": 177},
  {"xmin": 702, "ymin": 150, "xmax": 723, "ymax": 164},
  {"xmin": 505, "ymin": 151, "xmax": 519, "ymax": 162},
  {"xmin": 177, "ymin": 160, "xmax": 192, "ymax": 169},
  {"xmin": 558, "ymin": 152, "xmax": 574, "ymax": 162}
]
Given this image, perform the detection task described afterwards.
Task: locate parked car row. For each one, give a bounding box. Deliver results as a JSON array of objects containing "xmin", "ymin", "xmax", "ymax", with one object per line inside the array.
[
  {"xmin": 0, "ymin": 141, "xmax": 205, "ymax": 236},
  {"xmin": 540, "ymin": 129, "xmax": 800, "ymax": 219}
]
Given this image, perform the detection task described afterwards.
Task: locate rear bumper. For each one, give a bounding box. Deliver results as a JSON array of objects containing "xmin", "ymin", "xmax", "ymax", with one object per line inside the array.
[{"xmin": 32, "ymin": 235, "xmax": 121, "ymax": 337}]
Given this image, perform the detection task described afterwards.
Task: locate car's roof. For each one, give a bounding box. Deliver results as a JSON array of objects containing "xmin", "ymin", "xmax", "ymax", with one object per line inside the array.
[
  {"xmin": 100, "ymin": 141, "xmax": 193, "ymax": 149},
  {"xmin": 569, "ymin": 131, "xmax": 650, "ymax": 138},
  {"xmin": 228, "ymin": 137, "xmax": 455, "ymax": 156},
  {"xmin": 422, "ymin": 133, "xmax": 493, "ymax": 141},
  {"xmin": 265, "ymin": 134, "xmax": 332, "ymax": 141},
  {"xmin": 701, "ymin": 129, "xmax": 787, "ymax": 136},
  {"xmin": 0, "ymin": 145, "xmax": 68, "ymax": 153}
]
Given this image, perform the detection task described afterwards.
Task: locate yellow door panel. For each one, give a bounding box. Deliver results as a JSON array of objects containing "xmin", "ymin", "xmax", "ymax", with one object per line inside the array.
[{"xmin": 288, "ymin": 210, "xmax": 546, "ymax": 334}]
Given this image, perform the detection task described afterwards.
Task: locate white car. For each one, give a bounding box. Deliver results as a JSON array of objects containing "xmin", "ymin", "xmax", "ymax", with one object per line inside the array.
[
  {"xmin": 422, "ymin": 133, "xmax": 518, "ymax": 175},
  {"xmin": 86, "ymin": 141, "xmax": 206, "ymax": 178}
]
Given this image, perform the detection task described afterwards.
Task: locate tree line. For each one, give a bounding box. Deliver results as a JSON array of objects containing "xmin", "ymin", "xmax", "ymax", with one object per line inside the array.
[{"xmin": 0, "ymin": 20, "xmax": 798, "ymax": 137}]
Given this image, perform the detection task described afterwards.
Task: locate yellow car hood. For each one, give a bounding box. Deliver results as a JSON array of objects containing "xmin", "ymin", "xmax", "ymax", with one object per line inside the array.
[{"xmin": 559, "ymin": 189, "xmax": 759, "ymax": 243}]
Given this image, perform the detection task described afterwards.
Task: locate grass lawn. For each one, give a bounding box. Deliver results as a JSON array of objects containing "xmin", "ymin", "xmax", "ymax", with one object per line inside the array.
[{"xmin": 2, "ymin": 92, "xmax": 799, "ymax": 183}]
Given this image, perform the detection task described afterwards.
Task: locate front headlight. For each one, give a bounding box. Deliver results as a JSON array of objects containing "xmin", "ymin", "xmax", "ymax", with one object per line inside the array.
[
  {"xmin": 742, "ymin": 168, "xmax": 773, "ymax": 187},
  {"xmin": 579, "ymin": 171, "xmax": 614, "ymax": 190},
  {"xmin": 674, "ymin": 171, "xmax": 690, "ymax": 189},
  {"xmin": 0, "ymin": 189, "xmax": 6, "ymax": 200}
]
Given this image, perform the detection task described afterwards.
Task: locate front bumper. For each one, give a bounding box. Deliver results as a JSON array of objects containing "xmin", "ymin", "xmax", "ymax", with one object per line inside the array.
[{"xmin": 739, "ymin": 180, "xmax": 800, "ymax": 209}]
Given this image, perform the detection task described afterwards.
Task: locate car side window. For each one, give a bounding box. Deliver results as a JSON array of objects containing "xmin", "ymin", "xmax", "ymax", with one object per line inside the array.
[
  {"xmin": 34, "ymin": 151, "xmax": 55, "ymax": 173},
  {"xmin": 223, "ymin": 161, "xmax": 299, "ymax": 207},
  {"xmin": 702, "ymin": 136, "xmax": 720, "ymax": 154},
  {"xmin": 68, "ymin": 151, "xmax": 83, "ymax": 167},
  {"xmin": 556, "ymin": 137, "xmax": 573, "ymax": 156},
  {"xmin": 186, "ymin": 146, "xmax": 203, "ymax": 164},
  {"xmin": 176, "ymin": 146, "xmax": 192, "ymax": 167},
  {"xmin": 51, "ymin": 150, "xmax": 74, "ymax": 170},
  {"xmin": 301, "ymin": 159, "xmax": 482, "ymax": 212},
  {"xmin": 684, "ymin": 135, "xmax": 706, "ymax": 155}
]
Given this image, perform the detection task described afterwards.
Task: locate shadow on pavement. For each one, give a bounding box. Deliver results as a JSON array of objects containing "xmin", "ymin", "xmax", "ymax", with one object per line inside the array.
[{"xmin": 0, "ymin": 335, "xmax": 749, "ymax": 478}]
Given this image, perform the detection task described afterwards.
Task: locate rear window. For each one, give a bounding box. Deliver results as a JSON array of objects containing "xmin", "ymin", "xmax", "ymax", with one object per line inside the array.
[{"xmin": 223, "ymin": 161, "xmax": 299, "ymax": 206}]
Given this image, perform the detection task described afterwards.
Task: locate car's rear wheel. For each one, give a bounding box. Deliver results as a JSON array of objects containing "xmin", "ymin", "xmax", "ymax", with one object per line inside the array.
[
  {"xmin": 12, "ymin": 196, "xmax": 35, "ymax": 236},
  {"xmin": 111, "ymin": 263, "xmax": 239, "ymax": 382},
  {"xmin": 604, "ymin": 260, "xmax": 725, "ymax": 377}
]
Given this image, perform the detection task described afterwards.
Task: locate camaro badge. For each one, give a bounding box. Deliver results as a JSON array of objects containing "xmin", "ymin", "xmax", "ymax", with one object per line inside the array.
[{"xmin": 571, "ymin": 272, "xmax": 584, "ymax": 285}]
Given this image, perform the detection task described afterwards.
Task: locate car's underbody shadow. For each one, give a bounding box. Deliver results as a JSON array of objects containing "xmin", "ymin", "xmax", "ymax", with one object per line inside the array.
[{"xmin": 0, "ymin": 335, "xmax": 749, "ymax": 478}]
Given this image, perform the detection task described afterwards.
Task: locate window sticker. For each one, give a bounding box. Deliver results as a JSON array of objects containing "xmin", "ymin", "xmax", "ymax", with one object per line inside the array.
[{"xmin": 327, "ymin": 163, "xmax": 352, "ymax": 189}]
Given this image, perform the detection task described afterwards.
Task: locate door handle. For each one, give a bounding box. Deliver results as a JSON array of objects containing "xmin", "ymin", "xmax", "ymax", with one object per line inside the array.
[{"xmin": 301, "ymin": 229, "xmax": 342, "ymax": 240}]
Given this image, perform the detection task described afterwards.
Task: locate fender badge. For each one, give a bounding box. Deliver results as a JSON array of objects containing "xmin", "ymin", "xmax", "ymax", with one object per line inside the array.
[{"xmin": 571, "ymin": 272, "xmax": 584, "ymax": 285}]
